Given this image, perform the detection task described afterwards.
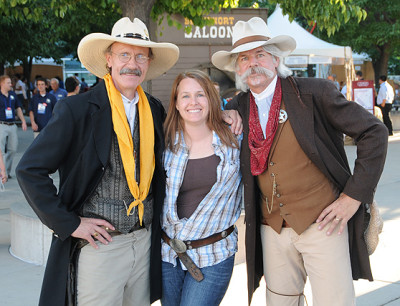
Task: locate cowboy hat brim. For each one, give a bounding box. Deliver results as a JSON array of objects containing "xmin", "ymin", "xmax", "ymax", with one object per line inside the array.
[
  {"xmin": 211, "ymin": 35, "xmax": 296, "ymax": 72},
  {"xmin": 77, "ymin": 33, "xmax": 180, "ymax": 81}
]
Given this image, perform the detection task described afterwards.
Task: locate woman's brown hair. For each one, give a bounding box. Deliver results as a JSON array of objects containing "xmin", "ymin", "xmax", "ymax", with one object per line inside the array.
[{"xmin": 164, "ymin": 70, "xmax": 238, "ymax": 152}]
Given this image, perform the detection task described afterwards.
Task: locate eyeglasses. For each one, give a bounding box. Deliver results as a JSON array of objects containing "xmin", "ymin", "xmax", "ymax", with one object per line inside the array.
[{"xmin": 111, "ymin": 52, "xmax": 150, "ymax": 64}]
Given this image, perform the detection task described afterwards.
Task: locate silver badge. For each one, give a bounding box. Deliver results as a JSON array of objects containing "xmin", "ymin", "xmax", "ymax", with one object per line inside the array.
[{"xmin": 279, "ymin": 109, "xmax": 288, "ymax": 123}]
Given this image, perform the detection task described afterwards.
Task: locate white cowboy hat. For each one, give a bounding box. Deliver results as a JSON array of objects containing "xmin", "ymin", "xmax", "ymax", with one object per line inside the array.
[
  {"xmin": 77, "ymin": 17, "xmax": 179, "ymax": 81},
  {"xmin": 211, "ymin": 17, "xmax": 296, "ymax": 72}
]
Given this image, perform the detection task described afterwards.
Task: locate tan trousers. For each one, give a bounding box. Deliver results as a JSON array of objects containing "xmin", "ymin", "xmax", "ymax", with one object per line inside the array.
[
  {"xmin": 77, "ymin": 228, "xmax": 151, "ymax": 306},
  {"xmin": 260, "ymin": 222, "xmax": 355, "ymax": 306}
]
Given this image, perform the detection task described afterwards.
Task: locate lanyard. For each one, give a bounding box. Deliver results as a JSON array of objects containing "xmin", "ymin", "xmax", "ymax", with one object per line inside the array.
[{"xmin": 2, "ymin": 93, "xmax": 11, "ymax": 109}]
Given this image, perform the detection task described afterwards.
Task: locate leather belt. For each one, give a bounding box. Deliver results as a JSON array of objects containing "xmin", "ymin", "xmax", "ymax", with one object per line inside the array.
[
  {"xmin": 0, "ymin": 121, "xmax": 15, "ymax": 126},
  {"xmin": 161, "ymin": 225, "xmax": 235, "ymax": 282},
  {"xmin": 76, "ymin": 226, "xmax": 123, "ymax": 249}
]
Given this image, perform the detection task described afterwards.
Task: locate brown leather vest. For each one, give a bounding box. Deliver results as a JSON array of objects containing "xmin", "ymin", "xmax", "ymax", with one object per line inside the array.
[{"xmin": 257, "ymin": 102, "xmax": 338, "ymax": 235}]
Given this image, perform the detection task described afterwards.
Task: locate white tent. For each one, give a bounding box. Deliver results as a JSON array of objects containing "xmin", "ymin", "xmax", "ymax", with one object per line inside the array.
[
  {"xmin": 267, "ymin": 6, "xmax": 352, "ymax": 60},
  {"xmin": 268, "ymin": 6, "xmax": 359, "ymax": 98}
]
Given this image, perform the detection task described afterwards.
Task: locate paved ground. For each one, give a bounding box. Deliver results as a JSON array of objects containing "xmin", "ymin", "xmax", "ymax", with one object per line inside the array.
[{"xmin": 1, "ymin": 122, "xmax": 400, "ymax": 305}]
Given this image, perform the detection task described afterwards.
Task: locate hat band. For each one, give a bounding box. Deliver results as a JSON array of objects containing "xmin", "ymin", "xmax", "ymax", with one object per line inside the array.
[
  {"xmin": 232, "ymin": 35, "xmax": 271, "ymax": 49},
  {"xmin": 115, "ymin": 33, "xmax": 149, "ymax": 41}
]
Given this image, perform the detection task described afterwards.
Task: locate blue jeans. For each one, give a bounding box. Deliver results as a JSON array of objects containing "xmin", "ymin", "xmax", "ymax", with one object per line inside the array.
[{"xmin": 161, "ymin": 255, "xmax": 235, "ymax": 306}]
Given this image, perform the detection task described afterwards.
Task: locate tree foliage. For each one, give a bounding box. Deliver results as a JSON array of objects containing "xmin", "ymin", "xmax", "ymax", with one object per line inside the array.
[
  {"xmin": 313, "ymin": 0, "xmax": 400, "ymax": 81},
  {"xmin": 234, "ymin": 0, "xmax": 366, "ymax": 36},
  {"xmin": 0, "ymin": 0, "xmax": 121, "ymax": 78},
  {"xmin": 151, "ymin": 0, "xmax": 366, "ymax": 35},
  {"xmin": 0, "ymin": 0, "xmax": 369, "ymax": 79}
]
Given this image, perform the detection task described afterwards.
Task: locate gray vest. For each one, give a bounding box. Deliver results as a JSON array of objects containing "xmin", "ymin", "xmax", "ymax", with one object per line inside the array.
[{"xmin": 82, "ymin": 110, "xmax": 153, "ymax": 233}]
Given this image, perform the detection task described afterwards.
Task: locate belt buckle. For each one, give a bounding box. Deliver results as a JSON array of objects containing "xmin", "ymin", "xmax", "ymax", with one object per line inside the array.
[{"xmin": 170, "ymin": 238, "xmax": 187, "ymax": 253}]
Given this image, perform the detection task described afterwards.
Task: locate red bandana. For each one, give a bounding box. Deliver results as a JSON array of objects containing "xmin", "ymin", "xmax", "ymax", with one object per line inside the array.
[{"xmin": 248, "ymin": 78, "xmax": 282, "ymax": 175}]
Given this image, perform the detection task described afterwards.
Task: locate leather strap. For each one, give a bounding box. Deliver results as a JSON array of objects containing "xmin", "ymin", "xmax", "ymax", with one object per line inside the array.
[
  {"xmin": 175, "ymin": 252, "xmax": 204, "ymax": 282},
  {"xmin": 161, "ymin": 231, "xmax": 204, "ymax": 282},
  {"xmin": 76, "ymin": 227, "xmax": 123, "ymax": 249},
  {"xmin": 232, "ymin": 35, "xmax": 270, "ymax": 49},
  {"xmin": 161, "ymin": 226, "xmax": 234, "ymax": 281},
  {"xmin": 166, "ymin": 225, "xmax": 235, "ymax": 250}
]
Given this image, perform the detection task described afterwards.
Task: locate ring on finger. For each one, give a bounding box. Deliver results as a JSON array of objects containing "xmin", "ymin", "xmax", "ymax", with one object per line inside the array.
[
  {"xmin": 93, "ymin": 232, "xmax": 99, "ymax": 237},
  {"xmin": 335, "ymin": 217, "xmax": 341, "ymax": 222}
]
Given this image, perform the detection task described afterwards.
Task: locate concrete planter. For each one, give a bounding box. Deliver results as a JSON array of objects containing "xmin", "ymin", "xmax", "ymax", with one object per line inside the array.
[{"xmin": 10, "ymin": 202, "xmax": 52, "ymax": 266}]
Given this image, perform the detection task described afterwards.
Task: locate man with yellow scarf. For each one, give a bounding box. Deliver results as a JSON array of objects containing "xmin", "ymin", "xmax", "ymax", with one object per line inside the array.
[{"xmin": 17, "ymin": 17, "xmax": 178, "ymax": 306}]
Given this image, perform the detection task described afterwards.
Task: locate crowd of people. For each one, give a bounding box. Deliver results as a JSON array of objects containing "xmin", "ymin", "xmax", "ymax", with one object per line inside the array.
[
  {"xmin": 0, "ymin": 72, "xmax": 97, "ymax": 183},
  {"xmin": 0, "ymin": 15, "xmax": 391, "ymax": 306}
]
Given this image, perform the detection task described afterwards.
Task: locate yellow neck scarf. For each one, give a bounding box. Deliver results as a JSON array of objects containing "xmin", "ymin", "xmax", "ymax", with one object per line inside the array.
[{"xmin": 104, "ymin": 74, "xmax": 155, "ymax": 225}]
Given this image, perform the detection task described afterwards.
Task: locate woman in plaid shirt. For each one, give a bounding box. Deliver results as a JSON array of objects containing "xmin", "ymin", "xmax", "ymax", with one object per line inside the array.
[{"xmin": 161, "ymin": 70, "xmax": 242, "ymax": 306}]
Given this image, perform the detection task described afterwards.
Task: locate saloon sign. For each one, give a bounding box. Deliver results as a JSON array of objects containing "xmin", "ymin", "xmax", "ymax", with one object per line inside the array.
[
  {"xmin": 184, "ymin": 17, "xmax": 235, "ymax": 39},
  {"xmin": 156, "ymin": 10, "xmax": 268, "ymax": 46}
]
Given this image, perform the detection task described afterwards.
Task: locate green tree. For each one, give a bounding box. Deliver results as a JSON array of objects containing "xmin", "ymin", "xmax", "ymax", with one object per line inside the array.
[
  {"xmin": 0, "ymin": 0, "xmax": 368, "ymax": 80},
  {"xmin": 313, "ymin": 0, "xmax": 400, "ymax": 83},
  {"xmin": 1, "ymin": 0, "xmax": 367, "ymax": 33},
  {"xmin": 0, "ymin": 0, "xmax": 121, "ymax": 79},
  {"xmin": 235, "ymin": 0, "xmax": 366, "ymax": 36}
]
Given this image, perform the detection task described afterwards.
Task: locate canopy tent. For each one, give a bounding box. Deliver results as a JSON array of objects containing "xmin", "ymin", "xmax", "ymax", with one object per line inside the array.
[
  {"xmin": 267, "ymin": 6, "xmax": 357, "ymax": 98},
  {"xmin": 267, "ymin": 6, "xmax": 352, "ymax": 60}
]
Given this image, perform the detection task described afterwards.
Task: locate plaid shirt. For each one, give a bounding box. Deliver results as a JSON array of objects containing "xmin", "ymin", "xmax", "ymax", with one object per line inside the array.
[{"xmin": 162, "ymin": 131, "xmax": 242, "ymax": 269}]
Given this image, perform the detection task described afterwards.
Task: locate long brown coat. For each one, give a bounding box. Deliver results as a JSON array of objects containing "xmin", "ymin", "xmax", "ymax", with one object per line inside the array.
[{"xmin": 227, "ymin": 76, "xmax": 388, "ymax": 304}]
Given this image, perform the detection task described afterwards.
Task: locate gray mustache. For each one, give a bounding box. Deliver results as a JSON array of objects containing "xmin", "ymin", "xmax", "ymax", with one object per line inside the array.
[
  {"xmin": 241, "ymin": 66, "xmax": 274, "ymax": 81},
  {"xmin": 120, "ymin": 68, "xmax": 142, "ymax": 76}
]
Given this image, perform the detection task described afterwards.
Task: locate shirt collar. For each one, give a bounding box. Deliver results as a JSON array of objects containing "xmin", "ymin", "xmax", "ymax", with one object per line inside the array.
[
  {"xmin": 121, "ymin": 91, "xmax": 139, "ymax": 105},
  {"xmin": 251, "ymin": 75, "xmax": 278, "ymax": 102}
]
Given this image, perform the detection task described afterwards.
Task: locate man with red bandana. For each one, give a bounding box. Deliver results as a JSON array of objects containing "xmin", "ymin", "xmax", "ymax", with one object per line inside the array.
[{"xmin": 212, "ymin": 17, "xmax": 388, "ymax": 306}]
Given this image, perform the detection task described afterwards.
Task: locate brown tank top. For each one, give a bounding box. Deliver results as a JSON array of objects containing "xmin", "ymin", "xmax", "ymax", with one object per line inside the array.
[{"xmin": 177, "ymin": 154, "xmax": 220, "ymax": 219}]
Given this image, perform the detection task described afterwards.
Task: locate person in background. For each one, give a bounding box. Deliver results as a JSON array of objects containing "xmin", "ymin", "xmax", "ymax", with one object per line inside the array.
[
  {"xmin": 327, "ymin": 74, "xmax": 340, "ymax": 90},
  {"xmin": 50, "ymin": 78, "xmax": 68, "ymax": 101},
  {"xmin": 0, "ymin": 75, "xmax": 27, "ymax": 179},
  {"xmin": 341, "ymin": 70, "xmax": 364, "ymax": 98},
  {"xmin": 14, "ymin": 74, "xmax": 28, "ymax": 113},
  {"xmin": 91, "ymin": 76, "xmax": 100, "ymax": 88},
  {"xmin": 213, "ymin": 81, "xmax": 228, "ymax": 110},
  {"xmin": 212, "ymin": 17, "xmax": 388, "ymax": 306},
  {"xmin": 65, "ymin": 76, "xmax": 80, "ymax": 96},
  {"xmin": 161, "ymin": 70, "xmax": 242, "ymax": 306},
  {"xmin": 29, "ymin": 77, "xmax": 58, "ymax": 138},
  {"xmin": 0, "ymin": 149, "xmax": 7, "ymax": 184},
  {"xmin": 80, "ymin": 77, "xmax": 89, "ymax": 93},
  {"xmin": 393, "ymin": 82, "xmax": 400, "ymax": 111},
  {"xmin": 55, "ymin": 76, "xmax": 65, "ymax": 89},
  {"xmin": 74, "ymin": 73, "xmax": 81, "ymax": 84},
  {"xmin": 376, "ymin": 75, "xmax": 395, "ymax": 136},
  {"xmin": 46, "ymin": 79, "xmax": 52, "ymax": 93},
  {"xmin": 356, "ymin": 70, "xmax": 364, "ymax": 80}
]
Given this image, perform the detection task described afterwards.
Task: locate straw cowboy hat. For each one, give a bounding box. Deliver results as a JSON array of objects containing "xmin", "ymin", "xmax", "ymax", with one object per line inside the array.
[
  {"xmin": 78, "ymin": 17, "xmax": 179, "ymax": 81},
  {"xmin": 211, "ymin": 17, "xmax": 296, "ymax": 72}
]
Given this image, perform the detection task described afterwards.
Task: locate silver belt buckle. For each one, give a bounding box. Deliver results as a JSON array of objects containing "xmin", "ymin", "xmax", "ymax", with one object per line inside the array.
[{"xmin": 170, "ymin": 238, "xmax": 187, "ymax": 253}]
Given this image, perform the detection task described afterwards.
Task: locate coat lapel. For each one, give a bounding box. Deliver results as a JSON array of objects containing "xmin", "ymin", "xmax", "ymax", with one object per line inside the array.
[
  {"xmin": 147, "ymin": 94, "xmax": 164, "ymax": 168},
  {"xmin": 89, "ymin": 81, "xmax": 112, "ymax": 167}
]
